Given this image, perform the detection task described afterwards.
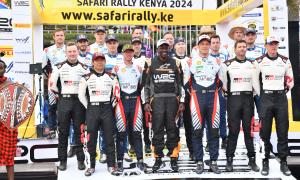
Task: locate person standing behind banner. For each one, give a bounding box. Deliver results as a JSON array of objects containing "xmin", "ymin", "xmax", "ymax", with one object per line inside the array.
[
  {"xmin": 130, "ymin": 37, "xmax": 152, "ymax": 154},
  {"xmin": 113, "ymin": 44, "xmax": 146, "ymax": 172},
  {"xmin": 220, "ymin": 40, "xmax": 260, "ymax": 173},
  {"xmin": 163, "ymin": 32, "xmax": 176, "ymax": 57},
  {"xmin": 131, "ymin": 26, "xmax": 152, "ymax": 58},
  {"xmin": 42, "ymin": 28, "xmax": 66, "ymax": 139},
  {"xmin": 78, "ymin": 53, "xmax": 120, "ymax": 176},
  {"xmin": 68, "ymin": 34, "xmax": 94, "ymax": 158},
  {"xmin": 144, "ymin": 39, "xmax": 185, "ymax": 172},
  {"xmin": 227, "ymin": 25, "xmax": 246, "ymax": 59},
  {"xmin": 172, "ymin": 37, "xmax": 194, "ymax": 161},
  {"xmin": 89, "ymin": 26, "xmax": 108, "ymax": 55},
  {"xmin": 77, "ymin": 34, "xmax": 93, "ymax": 69},
  {"xmin": 185, "ymin": 35, "xmax": 221, "ymax": 174},
  {"xmin": 256, "ymin": 36, "xmax": 294, "ymax": 176},
  {"xmin": 209, "ymin": 35, "xmax": 228, "ymax": 150},
  {"xmin": 50, "ymin": 42, "xmax": 89, "ymax": 171},
  {"xmin": 0, "ymin": 60, "xmax": 18, "ymax": 180}
]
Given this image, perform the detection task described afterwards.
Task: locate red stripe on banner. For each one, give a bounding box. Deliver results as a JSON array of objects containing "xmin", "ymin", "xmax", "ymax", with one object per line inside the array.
[
  {"xmin": 118, "ymin": 100, "xmax": 127, "ymax": 128},
  {"xmin": 191, "ymin": 91, "xmax": 202, "ymax": 125},
  {"xmin": 211, "ymin": 89, "xmax": 218, "ymax": 125}
]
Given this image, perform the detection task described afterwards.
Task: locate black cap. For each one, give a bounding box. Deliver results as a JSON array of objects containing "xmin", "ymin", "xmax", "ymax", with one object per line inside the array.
[
  {"xmin": 174, "ymin": 37, "xmax": 185, "ymax": 45},
  {"xmin": 95, "ymin": 26, "xmax": 106, "ymax": 33},
  {"xmin": 131, "ymin": 37, "xmax": 142, "ymax": 44},
  {"xmin": 105, "ymin": 34, "xmax": 118, "ymax": 42},
  {"xmin": 245, "ymin": 28, "xmax": 257, "ymax": 35},
  {"xmin": 76, "ymin": 34, "xmax": 88, "ymax": 42}
]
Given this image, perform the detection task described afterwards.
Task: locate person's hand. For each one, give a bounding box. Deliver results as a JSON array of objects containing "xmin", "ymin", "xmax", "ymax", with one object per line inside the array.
[
  {"xmin": 178, "ymin": 103, "xmax": 185, "ymax": 113},
  {"xmin": 144, "ymin": 103, "xmax": 152, "ymax": 112}
]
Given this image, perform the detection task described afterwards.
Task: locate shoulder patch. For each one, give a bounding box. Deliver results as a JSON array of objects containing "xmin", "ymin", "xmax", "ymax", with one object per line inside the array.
[
  {"xmin": 56, "ymin": 61, "xmax": 67, "ymax": 69},
  {"xmin": 225, "ymin": 59, "xmax": 234, "ymax": 66},
  {"xmin": 256, "ymin": 54, "xmax": 266, "ymax": 63},
  {"xmin": 78, "ymin": 62, "xmax": 88, "ymax": 70},
  {"xmin": 278, "ymin": 54, "xmax": 288, "ymax": 63},
  {"xmin": 83, "ymin": 73, "xmax": 92, "ymax": 81}
]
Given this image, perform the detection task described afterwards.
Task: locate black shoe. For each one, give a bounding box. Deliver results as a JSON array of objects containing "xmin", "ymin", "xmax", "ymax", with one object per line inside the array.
[
  {"xmin": 210, "ymin": 161, "xmax": 221, "ymax": 174},
  {"xmin": 84, "ymin": 168, "xmax": 95, "ymax": 176},
  {"xmin": 58, "ymin": 161, "xmax": 67, "ymax": 171},
  {"xmin": 170, "ymin": 157, "xmax": 179, "ymax": 172},
  {"xmin": 137, "ymin": 159, "xmax": 145, "ymax": 171},
  {"xmin": 248, "ymin": 157, "xmax": 260, "ymax": 172},
  {"xmin": 152, "ymin": 158, "xmax": 162, "ymax": 172},
  {"xmin": 205, "ymin": 144, "xmax": 209, "ymax": 152},
  {"xmin": 261, "ymin": 159, "xmax": 269, "ymax": 176},
  {"xmin": 280, "ymin": 161, "xmax": 291, "ymax": 176},
  {"xmin": 145, "ymin": 145, "xmax": 152, "ymax": 154},
  {"xmin": 78, "ymin": 161, "xmax": 86, "ymax": 170},
  {"xmin": 67, "ymin": 146, "xmax": 75, "ymax": 158},
  {"xmin": 117, "ymin": 160, "xmax": 124, "ymax": 172},
  {"xmin": 195, "ymin": 161, "xmax": 204, "ymax": 174},
  {"xmin": 221, "ymin": 138, "xmax": 227, "ymax": 149},
  {"xmin": 108, "ymin": 166, "xmax": 122, "ymax": 176},
  {"xmin": 225, "ymin": 157, "xmax": 233, "ymax": 172}
]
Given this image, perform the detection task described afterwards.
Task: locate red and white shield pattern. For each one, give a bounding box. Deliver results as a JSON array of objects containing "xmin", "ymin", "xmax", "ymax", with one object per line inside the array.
[{"xmin": 0, "ymin": 83, "xmax": 34, "ymax": 129}]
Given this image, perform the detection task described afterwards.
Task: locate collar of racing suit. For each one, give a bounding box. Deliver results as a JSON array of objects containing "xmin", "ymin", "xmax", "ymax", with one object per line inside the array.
[
  {"xmin": 210, "ymin": 53, "xmax": 220, "ymax": 58},
  {"xmin": 235, "ymin": 57, "xmax": 247, "ymax": 63},
  {"xmin": 91, "ymin": 69, "xmax": 105, "ymax": 77},
  {"xmin": 107, "ymin": 53, "xmax": 118, "ymax": 58},
  {"xmin": 175, "ymin": 54, "xmax": 186, "ymax": 59},
  {"xmin": 266, "ymin": 53, "xmax": 279, "ymax": 60},
  {"xmin": 79, "ymin": 51, "xmax": 87, "ymax": 57},
  {"xmin": 134, "ymin": 53, "xmax": 142, "ymax": 59},
  {"xmin": 247, "ymin": 45, "xmax": 256, "ymax": 51},
  {"xmin": 66, "ymin": 60, "xmax": 79, "ymax": 67}
]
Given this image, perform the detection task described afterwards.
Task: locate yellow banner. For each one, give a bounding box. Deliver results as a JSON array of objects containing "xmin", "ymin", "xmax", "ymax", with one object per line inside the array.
[{"xmin": 33, "ymin": 2, "xmax": 217, "ymax": 25}]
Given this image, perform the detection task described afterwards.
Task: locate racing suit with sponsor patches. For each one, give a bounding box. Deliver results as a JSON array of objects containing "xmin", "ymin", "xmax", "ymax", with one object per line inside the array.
[
  {"xmin": 113, "ymin": 63, "xmax": 144, "ymax": 160},
  {"xmin": 256, "ymin": 54, "xmax": 294, "ymax": 161},
  {"xmin": 78, "ymin": 69, "xmax": 120, "ymax": 168},
  {"xmin": 185, "ymin": 54, "xmax": 221, "ymax": 162},
  {"xmin": 50, "ymin": 61, "xmax": 89, "ymax": 162},
  {"xmin": 89, "ymin": 43, "xmax": 108, "ymax": 55},
  {"xmin": 220, "ymin": 58, "xmax": 260, "ymax": 158},
  {"xmin": 132, "ymin": 54, "xmax": 152, "ymax": 147},
  {"xmin": 173, "ymin": 55, "xmax": 193, "ymax": 156},
  {"xmin": 144, "ymin": 56, "xmax": 185, "ymax": 158}
]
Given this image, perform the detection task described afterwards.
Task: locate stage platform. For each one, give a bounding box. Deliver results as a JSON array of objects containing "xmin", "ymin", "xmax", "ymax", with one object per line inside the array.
[{"xmin": 0, "ymin": 130, "xmax": 297, "ymax": 180}]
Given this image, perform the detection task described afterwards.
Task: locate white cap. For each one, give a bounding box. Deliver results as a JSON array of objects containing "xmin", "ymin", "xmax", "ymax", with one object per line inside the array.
[
  {"xmin": 157, "ymin": 39, "xmax": 169, "ymax": 48},
  {"xmin": 265, "ymin": 35, "xmax": 279, "ymax": 44},
  {"xmin": 198, "ymin": 35, "xmax": 210, "ymax": 44}
]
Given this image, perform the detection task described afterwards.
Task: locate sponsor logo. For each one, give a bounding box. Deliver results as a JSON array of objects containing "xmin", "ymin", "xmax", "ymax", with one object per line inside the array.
[
  {"xmin": 0, "ymin": 46, "xmax": 13, "ymax": 57},
  {"xmin": 153, "ymin": 74, "xmax": 175, "ymax": 83},
  {"xmin": 15, "ymin": 36, "xmax": 30, "ymax": 43},
  {"xmin": 13, "ymin": 0, "xmax": 29, "ymax": 7},
  {"xmin": 14, "ymin": 23, "xmax": 31, "ymax": 28},
  {"xmin": 14, "ymin": 50, "xmax": 32, "ymax": 55},
  {"xmin": 265, "ymin": 75, "xmax": 284, "ymax": 80},
  {"xmin": 0, "ymin": 17, "xmax": 12, "ymax": 32}
]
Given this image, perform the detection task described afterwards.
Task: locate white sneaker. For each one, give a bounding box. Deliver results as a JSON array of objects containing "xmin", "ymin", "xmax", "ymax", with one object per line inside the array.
[
  {"xmin": 99, "ymin": 153, "xmax": 107, "ymax": 164},
  {"xmin": 124, "ymin": 153, "xmax": 133, "ymax": 162}
]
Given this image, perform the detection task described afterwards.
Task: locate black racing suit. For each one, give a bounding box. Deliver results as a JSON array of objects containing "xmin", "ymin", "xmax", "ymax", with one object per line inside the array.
[
  {"xmin": 220, "ymin": 58, "xmax": 260, "ymax": 158},
  {"xmin": 144, "ymin": 56, "xmax": 185, "ymax": 158},
  {"xmin": 256, "ymin": 54, "xmax": 294, "ymax": 161},
  {"xmin": 49, "ymin": 61, "xmax": 89, "ymax": 162},
  {"xmin": 78, "ymin": 69, "xmax": 120, "ymax": 168}
]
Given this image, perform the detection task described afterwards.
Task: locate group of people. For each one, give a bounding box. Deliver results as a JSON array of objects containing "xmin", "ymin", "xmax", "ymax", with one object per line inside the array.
[{"xmin": 42, "ymin": 25, "xmax": 293, "ymax": 177}]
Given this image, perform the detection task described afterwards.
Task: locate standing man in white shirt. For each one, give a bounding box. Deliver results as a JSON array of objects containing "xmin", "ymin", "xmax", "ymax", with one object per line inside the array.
[{"xmin": 89, "ymin": 26, "xmax": 108, "ymax": 55}]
